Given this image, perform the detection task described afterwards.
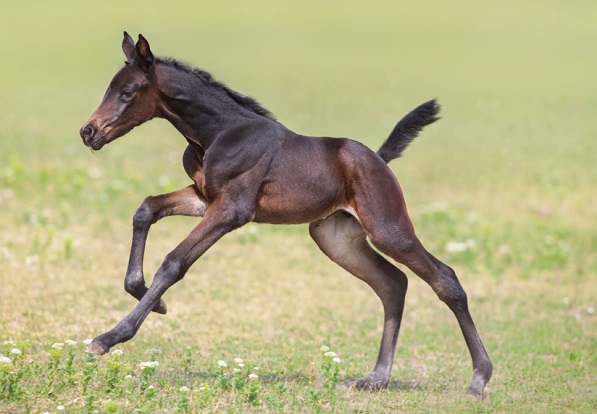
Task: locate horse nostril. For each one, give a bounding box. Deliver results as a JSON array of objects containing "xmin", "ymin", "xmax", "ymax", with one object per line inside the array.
[{"xmin": 80, "ymin": 124, "xmax": 95, "ymax": 141}]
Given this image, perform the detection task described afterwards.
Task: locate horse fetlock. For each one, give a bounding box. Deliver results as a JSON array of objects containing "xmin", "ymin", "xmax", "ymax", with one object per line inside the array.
[{"xmin": 124, "ymin": 272, "xmax": 146, "ymax": 295}]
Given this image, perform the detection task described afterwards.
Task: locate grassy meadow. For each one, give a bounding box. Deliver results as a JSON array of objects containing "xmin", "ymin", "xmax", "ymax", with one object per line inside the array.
[{"xmin": 0, "ymin": 0, "xmax": 595, "ymax": 412}]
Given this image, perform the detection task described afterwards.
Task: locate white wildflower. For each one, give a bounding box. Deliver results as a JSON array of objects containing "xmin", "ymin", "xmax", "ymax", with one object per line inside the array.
[
  {"xmin": 446, "ymin": 240, "xmax": 476, "ymax": 253},
  {"xmin": 233, "ymin": 368, "xmax": 241, "ymax": 373},
  {"xmin": 147, "ymin": 385, "xmax": 155, "ymax": 390},
  {"xmin": 253, "ymin": 367, "xmax": 259, "ymax": 371},
  {"xmin": 333, "ymin": 357, "xmax": 342, "ymax": 363},
  {"xmin": 233, "ymin": 357, "xmax": 244, "ymax": 364},
  {"xmin": 51, "ymin": 343, "xmax": 64, "ymax": 350},
  {"xmin": 575, "ymin": 313, "xmax": 582, "ymax": 320},
  {"xmin": 0, "ymin": 355, "xmax": 12, "ymax": 364},
  {"xmin": 83, "ymin": 338, "xmax": 93, "ymax": 345},
  {"xmin": 10, "ymin": 348, "xmax": 21, "ymax": 355},
  {"xmin": 320, "ymin": 345, "xmax": 330, "ymax": 352},
  {"xmin": 217, "ymin": 360, "xmax": 228, "ymax": 368},
  {"xmin": 587, "ymin": 307, "xmax": 595, "ymax": 315},
  {"xmin": 179, "ymin": 386, "xmax": 190, "ymax": 392},
  {"xmin": 139, "ymin": 360, "xmax": 159, "ymax": 369},
  {"xmin": 112, "ymin": 349, "xmax": 124, "ymax": 356},
  {"xmin": 65, "ymin": 340, "xmax": 77, "ymax": 346},
  {"xmin": 57, "ymin": 406, "xmax": 65, "ymax": 411},
  {"xmin": 3, "ymin": 339, "xmax": 15, "ymax": 345},
  {"xmin": 125, "ymin": 375, "xmax": 133, "ymax": 380},
  {"xmin": 248, "ymin": 373, "xmax": 259, "ymax": 380},
  {"xmin": 562, "ymin": 297, "xmax": 570, "ymax": 305},
  {"xmin": 323, "ymin": 351, "xmax": 337, "ymax": 357},
  {"xmin": 237, "ymin": 363, "xmax": 245, "ymax": 368},
  {"xmin": 25, "ymin": 255, "xmax": 39, "ymax": 266}
]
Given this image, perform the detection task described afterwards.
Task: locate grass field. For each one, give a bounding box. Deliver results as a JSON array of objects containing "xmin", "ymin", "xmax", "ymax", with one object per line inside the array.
[{"xmin": 0, "ymin": 0, "xmax": 595, "ymax": 412}]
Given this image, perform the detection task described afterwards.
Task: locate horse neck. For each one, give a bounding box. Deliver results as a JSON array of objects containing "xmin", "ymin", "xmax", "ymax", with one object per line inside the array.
[{"xmin": 155, "ymin": 64, "xmax": 255, "ymax": 150}]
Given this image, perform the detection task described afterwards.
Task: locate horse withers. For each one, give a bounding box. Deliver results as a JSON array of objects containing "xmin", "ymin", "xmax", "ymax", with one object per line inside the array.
[{"xmin": 80, "ymin": 32, "xmax": 492, "ymax": 396}]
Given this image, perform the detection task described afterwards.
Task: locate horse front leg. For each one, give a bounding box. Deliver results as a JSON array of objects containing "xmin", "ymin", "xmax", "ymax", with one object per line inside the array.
[
  {"xmin": 87, "ymin": 198, "xmax": 251, "ymax": 355},
  {"xmin": 125, "ymin": 185, "xmax": 207, "ymax": 314}
]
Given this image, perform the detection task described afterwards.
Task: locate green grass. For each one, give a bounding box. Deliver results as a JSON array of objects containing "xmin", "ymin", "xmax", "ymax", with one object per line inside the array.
[{"xmin": 0, "ymin": 0, "xmax": 595, "ymax": 412}]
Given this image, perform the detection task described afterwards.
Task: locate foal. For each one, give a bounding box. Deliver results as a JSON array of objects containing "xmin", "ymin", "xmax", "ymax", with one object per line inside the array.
[{"xmin": 80, "ymin": 32, "xmax": 492, "ymax": 396}]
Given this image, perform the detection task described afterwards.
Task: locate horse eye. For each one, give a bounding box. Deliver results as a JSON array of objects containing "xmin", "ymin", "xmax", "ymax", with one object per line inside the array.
[{"xmin": 121, "ymin": 90, "xmax": 133, "ymax": 99}]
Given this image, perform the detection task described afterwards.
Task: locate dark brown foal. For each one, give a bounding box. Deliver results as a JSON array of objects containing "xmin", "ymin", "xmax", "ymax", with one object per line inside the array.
[{"xmin": 80, "ymin": 32, "xmax": 492, "ymax": 397}]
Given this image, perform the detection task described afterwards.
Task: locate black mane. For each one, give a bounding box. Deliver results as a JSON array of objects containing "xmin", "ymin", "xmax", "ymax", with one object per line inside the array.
[{"xmin": 157, "ymin": 57, "xmax": 276, "ymax": 121}]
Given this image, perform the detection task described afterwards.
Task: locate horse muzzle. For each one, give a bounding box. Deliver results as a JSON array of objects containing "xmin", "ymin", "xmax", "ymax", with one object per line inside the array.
[{"xmin": 80, "ymin": 123, "xmax": 107, "ymax": 150}]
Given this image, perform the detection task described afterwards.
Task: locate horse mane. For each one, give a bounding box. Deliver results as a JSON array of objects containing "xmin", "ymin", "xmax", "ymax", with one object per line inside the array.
[{"xmin": 157, "ymin": 57, "xmax": 276, "ymax": 121}]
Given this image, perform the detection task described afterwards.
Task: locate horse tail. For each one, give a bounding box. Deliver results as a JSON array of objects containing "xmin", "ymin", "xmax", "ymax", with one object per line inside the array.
[{"xmin": 376, "ymin": 99, "xmax": 441, "ymax": 163}]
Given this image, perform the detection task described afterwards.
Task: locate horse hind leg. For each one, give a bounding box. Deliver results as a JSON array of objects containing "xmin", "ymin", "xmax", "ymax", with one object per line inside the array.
[
  {"xmin": 125, "ymin": 185, "xmax": 207, "ymax": 314},
  {"xmin": 309, "ymin": 212, "xmax": 408, "ymax": 390},
  {"xmin": 367, "ymin": 221, "xmax": 493, "ymax": 397}
]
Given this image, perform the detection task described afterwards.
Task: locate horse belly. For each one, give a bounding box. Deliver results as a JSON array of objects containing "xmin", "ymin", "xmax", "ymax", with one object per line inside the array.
[{"xmin": 253, "ymin": 180, "xmax": 345, "ymax": 224}]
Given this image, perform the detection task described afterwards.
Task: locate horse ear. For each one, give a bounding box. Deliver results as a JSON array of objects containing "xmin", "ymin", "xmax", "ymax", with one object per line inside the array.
[
  {"xmin": 136, "ymin": 34, "xmax": 155, "ymax": 72},
  {"xmin": 122, "ymin": 31, "xmax": 137, "ymax": 63}
]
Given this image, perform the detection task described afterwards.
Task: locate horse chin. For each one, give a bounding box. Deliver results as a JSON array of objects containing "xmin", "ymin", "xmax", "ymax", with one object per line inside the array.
[{"xmin": 90, "ymin": 136, "xmax": 108, "ymax": 151}]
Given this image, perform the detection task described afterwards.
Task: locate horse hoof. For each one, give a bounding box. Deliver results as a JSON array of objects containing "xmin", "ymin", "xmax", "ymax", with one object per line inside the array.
[
  {"xmin": 86, "ymin": 341, "xmax": 109, "ymax": 355},
  {"xmin": 344, "ymin": 374, "xmax": 389, "ymax": 391},
  {"xmin": 152, "ymin": 298, "xmax": 167, "ymax": 315}
]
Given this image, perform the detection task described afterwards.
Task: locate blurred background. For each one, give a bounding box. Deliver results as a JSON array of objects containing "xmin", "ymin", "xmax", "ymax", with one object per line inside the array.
[
  {"xmin": 0, "ymin": 0, "xmax": 595, "ymax": 409},
  {"xmin": 1, "ymin": 0, "xmax": 595, "ymax": 220}
]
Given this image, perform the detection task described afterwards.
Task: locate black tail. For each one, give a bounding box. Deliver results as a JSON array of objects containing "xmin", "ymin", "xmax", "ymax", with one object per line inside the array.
[{"xmin": 376, "ymin": 99, "xmax": 441, "ymax": 163}]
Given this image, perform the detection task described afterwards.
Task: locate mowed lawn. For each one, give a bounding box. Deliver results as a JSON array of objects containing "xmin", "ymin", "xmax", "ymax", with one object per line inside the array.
[{"xmin": 0, "ymin": 1, "xmax": 595, "ymax": 412}]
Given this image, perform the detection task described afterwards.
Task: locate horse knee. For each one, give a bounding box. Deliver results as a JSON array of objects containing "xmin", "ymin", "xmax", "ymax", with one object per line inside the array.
[{"xmin": 133, "ymin": 197, "xmax": 155, "ymax": 229}]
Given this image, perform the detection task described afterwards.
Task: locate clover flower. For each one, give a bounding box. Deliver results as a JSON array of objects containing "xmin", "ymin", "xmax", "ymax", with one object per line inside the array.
[
  {"xmin": 65, "ymin": 340, "xmax": 77, "ymax": 346},
  {"xmin": 323, "ymin": 351, "xmax": 337, "ymax": 357},
  {"xmin": 233, "ymin": 357, "xmax": 244, "ymax": 364},
  {"xmin": 333, "ymin": 357, "xmax": 342, "ymax": 363},
  {"xmin": 0, "ymin": 355, "xmax": 12, "ymax": 364},
  {"xmin": 51, "ymin": 343, "xmax": 64, "ymax": 350},
  {"xmin": 217, "ymin": 360, "xmax": 228, "ymax": 368},
  {"xmin": 112, "ymin": 349, "xmax": 124, "ymax": 356},
  {"xmin": 248, "ymin": 373, "xmax": 259, "ymax": 380},
  {"xmin": 10, "ymin": 348, "xmax": 21, "ymax": 355},
  {"xmin": 320, "ymin": 345, "xmax": 330, "ymax": 352}
]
